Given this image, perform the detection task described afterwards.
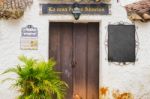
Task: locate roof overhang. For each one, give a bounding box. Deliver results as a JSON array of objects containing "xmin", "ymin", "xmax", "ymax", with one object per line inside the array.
[
  {"xmin": 0, "ymin": 0, "xmax": 33, "ymax": 19},
  {"xmin": 125, "ymin": 0, "xmax": 150, "ymax": 22}
]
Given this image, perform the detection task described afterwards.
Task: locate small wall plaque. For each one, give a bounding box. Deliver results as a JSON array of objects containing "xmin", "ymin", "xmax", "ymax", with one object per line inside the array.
[{"xmin": 20, "ymin": 25, "xmax": 38, "ymax": 50}]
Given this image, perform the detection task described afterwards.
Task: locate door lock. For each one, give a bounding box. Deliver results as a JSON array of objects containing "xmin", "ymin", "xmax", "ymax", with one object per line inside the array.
[{"xmin": 72, "ymin": 61, "xmax": 77, "ymax": 68}]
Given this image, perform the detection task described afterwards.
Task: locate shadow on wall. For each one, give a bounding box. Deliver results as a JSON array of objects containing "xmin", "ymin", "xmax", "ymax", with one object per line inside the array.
[{"xmin": 99, "ymin": 87, "xmax": 134, "ymax": 99}]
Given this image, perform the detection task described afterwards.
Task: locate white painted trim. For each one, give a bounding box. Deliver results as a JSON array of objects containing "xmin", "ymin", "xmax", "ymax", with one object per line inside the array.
[{"xmin": 48, "ymin": 19, "xmax": 101, "ymax": 23}]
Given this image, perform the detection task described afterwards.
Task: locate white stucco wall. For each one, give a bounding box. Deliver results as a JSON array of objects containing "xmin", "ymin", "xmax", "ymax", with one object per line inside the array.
[{"xmin": 1, "ymin": 0, "xmax": 150, "ymax": 98}]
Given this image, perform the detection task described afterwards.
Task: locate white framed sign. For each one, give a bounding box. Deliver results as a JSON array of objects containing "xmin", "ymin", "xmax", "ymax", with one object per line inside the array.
[{"xmin": 20, "ymin": 25, "xmax": 38, "ymax": 50}]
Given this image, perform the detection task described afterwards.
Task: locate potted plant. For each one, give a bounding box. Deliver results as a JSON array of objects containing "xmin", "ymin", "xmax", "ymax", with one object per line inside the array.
[{"xmin": 2, "ymin": 55, "xmax": 68, "ymax": 99}]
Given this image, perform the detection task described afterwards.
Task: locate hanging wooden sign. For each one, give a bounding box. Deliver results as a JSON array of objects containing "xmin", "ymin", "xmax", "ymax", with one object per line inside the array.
[{"xmin": 40, "ymin": 3, "xmax": 111, "ymax": 15}]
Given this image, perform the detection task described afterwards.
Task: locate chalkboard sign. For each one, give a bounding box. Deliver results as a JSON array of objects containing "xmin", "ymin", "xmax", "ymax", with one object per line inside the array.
[{"xmin": 108, "ymin": 24, "xmax": 135, "ymax": 62}]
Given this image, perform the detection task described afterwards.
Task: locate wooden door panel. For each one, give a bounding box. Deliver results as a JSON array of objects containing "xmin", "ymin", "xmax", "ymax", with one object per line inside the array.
[
  {"xmin": 49, "ymin": 22, "xmax": 61, "ymax": 71},
  {"xmin": 87, "ymin": 23, "xmax": 99, "ymax": 99},
  {"xmin": 49, "ymin": 22, "xmax": 99, "ymax": 99},
  {"xmin": 60, "ymin": 23, "xmax": 73, "ymax": 99},
  {"xmin": 49, "ymin": 22, "xmax": 73, "ymax": 99},
  {"xmin": 73, "ymin": 23, "xmax": 88, "ymax": 99}
]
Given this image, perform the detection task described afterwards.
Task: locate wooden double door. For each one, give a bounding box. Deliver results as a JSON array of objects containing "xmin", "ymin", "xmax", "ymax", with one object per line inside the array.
[{"xmin": 49, "ymin": 22, "xmax": 99, "ymax": 99}]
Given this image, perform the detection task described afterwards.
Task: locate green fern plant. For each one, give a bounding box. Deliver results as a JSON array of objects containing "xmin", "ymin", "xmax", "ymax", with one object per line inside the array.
[{"xmin": 2, "ymin": 55, "xmax": 68, "ymax": 99}]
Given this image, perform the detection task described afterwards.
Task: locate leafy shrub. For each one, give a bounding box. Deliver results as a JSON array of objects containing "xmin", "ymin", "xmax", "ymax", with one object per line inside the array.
[{"xmin": 2, "ymin": 55, "xmax": 68, "ymax": 99}]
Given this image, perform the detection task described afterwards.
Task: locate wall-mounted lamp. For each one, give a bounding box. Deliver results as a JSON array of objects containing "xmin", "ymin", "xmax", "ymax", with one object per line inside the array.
[{"xmin": 72, "ymin": 3, "xmax": 81, "ymax": 20}]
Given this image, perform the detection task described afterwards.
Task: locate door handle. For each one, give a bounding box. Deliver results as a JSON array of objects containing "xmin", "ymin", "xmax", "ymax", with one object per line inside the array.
[
  {"xmin": 73, "ymin": 94, "xmax": 82, "ymax": 99},
  {"xmin": 72, "ymin": 61, "xmax": 77, "ymax": 68}
]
